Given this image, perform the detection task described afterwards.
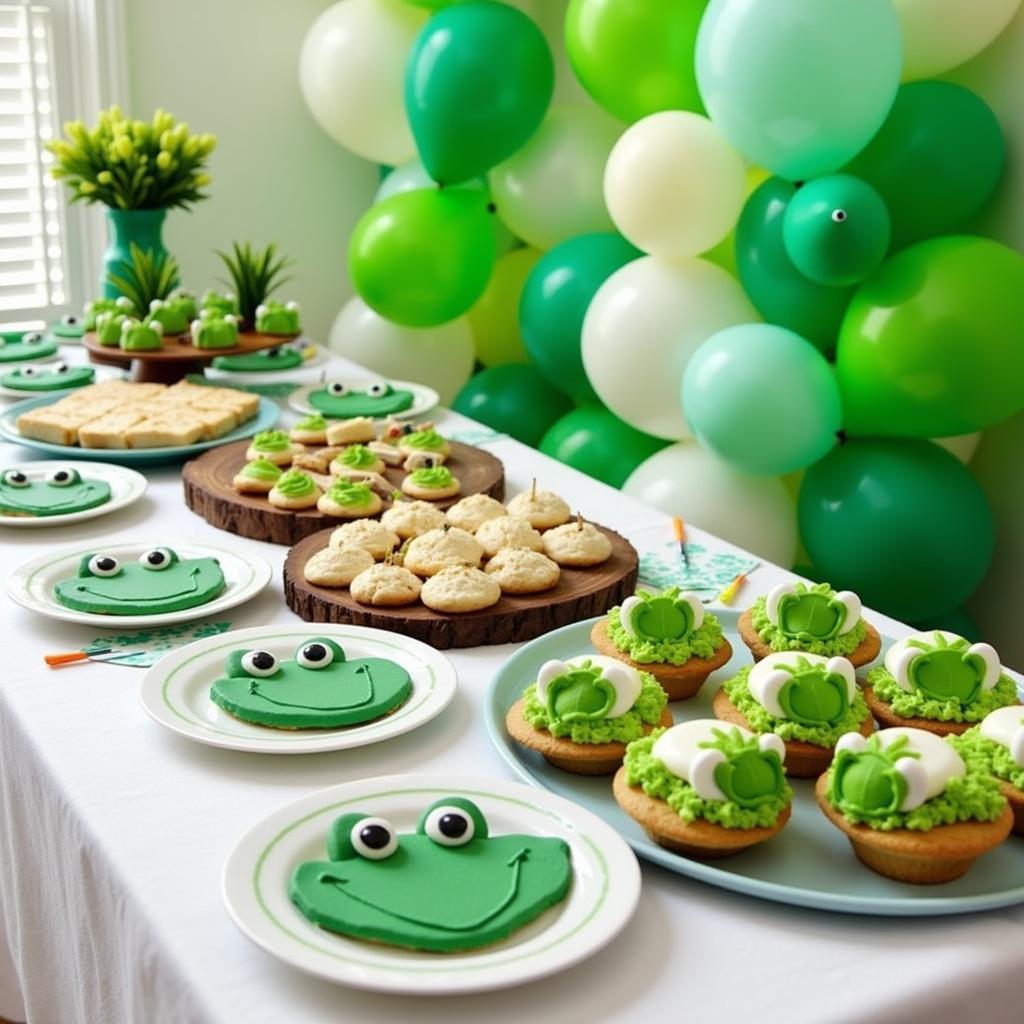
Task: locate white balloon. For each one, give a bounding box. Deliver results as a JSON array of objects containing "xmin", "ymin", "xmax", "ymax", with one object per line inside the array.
[
  {"xmin": 624, "ymin": 442, "xmax": 798, "ymax": 569},
  {"xmin": 327, "ymin": 297, "xmax": 474, "ymax": 404},
  {"xmin": 489, "ymin": 106, "xmax": 621, "ymax": 250},
  {"xmin": 603, "ymin": 111, "xmax": 747, "ymax": 258},
  {"xmin": 582, "ymin": 256, "xmax": 758, "ymax": 439},
  {"xmin": 299, "ymin": 0, "xmax": 425, "ymax": 165},
  {"xmin": 932, "ymin": 432, "xmax": 982, "ymax": 464},
  {"xmin": 894, "ymin": 0, "xmax": 1022, "ymax": 79}
]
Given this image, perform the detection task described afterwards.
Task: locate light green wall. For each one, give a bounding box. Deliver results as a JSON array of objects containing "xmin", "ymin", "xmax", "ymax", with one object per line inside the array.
[{"xmin": 123, "ymin": 0, "xmax": 379, "ymax": 341}]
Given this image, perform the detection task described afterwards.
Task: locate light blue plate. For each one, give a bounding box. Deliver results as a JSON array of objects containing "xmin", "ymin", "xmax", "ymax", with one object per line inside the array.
[
  {"xmin": 0, "ymin": 393, "xmax": 279, "ymax": 465},
  {"xmin": 485, "ymin": 611, "xmax": 1024, "ymax": 917}
]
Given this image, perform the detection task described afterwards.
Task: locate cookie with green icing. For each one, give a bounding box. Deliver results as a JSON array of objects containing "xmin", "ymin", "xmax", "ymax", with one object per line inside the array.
[
  {"xmin": 146, "ymin": 298, "xmax": 191, "ymax": 335},
  {"xmin": 52, "ymin": 313, "xmax": 85, "ymax": 339},
  {"xmin": 212, "ymin": 345, "xmax": 302, "ymax": 372},
  {"xmin": 255, "ymin": 300, "xmax": 301, "ymax": 336},
  {"xmin": 54, "ymin": 547, "xmax": 225, "ymax": 615},
  {"xmin": 95, "ymin": 312, "xmax": 129, "ymax": 346},
  {"xmin": 309, "ymin": 379, "xmax": 414, "ymax": 418},
  {"xmin": 0, "ymin": 467, "xmax": 110, "ymax": 518},
  {"xmin": 1, "ymin": 361, "xmax": 94, "ymax": 392},
  {"xmin": 190, "ymin": 312, "xmax": 239, "ymax": 350},
  {"xmin": 209, "ymin": 637, "xmax": 411, "ymax": 729},
  {"xmin": 289, "ymin": 796, "xmax": 572, "ymax": 952},
  {"xmin": 0, "ymin": 330, "xmax": 58, "ymax": 364},
  {"xmin": 951, "ymin": 709, "xmax": 1024, "ymax": 833},
  {"xmin": 119, "ymin": 318, "xmax": 164, "ymax": 351},
  {"xmin": 332, "ymin": 444, "xmax": 382, "ymax": 473},
  {"xmin": 201, "ymin": 290, "xmax": 238, "ymax": 317},
  {"xmin": 84, "ymin": 298, "xmax": 120, "ymax": 331}
]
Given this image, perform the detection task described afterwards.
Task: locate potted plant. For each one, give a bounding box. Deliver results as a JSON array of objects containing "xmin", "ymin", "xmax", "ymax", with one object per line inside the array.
[
  {"xmin": 215, "ymin": 242, "xmax": 294, "ymax": 330},
  {"xmin": 47, "ymin": 106, "xmax": 216, "ymax": 297},
  {"xmin": 107, "ymin": 243, "xmax": 180, "ymax": 318}
]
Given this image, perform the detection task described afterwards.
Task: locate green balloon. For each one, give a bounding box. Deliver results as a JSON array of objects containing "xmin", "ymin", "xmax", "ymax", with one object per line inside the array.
[
  {"xmin": 348, "ymin": 189, "xmax": 495, "ymax": 328},
  {"xmin": 405, "ymin": 2, "xmax": 553, "ymax": 184},
  {"xmin": 845, "ymin": 82, "xmax": 1004, "ymax": 250},
  {"xmin": 539, "ymin": 406, "xmax": 668, "ymax": 487},
  {"xmin": 736, "ymin": 178, "xmax": 854, "ymax": 354},
  {"xmin": 564, "ymin": 0, "xmax": 707, "ymax": 122},
  {"xmin": 452, "ymin": 364, "xmax": 572, "ymax": 446},
  {"xmin": 782, "ymin": 175, "xmax": 890, "ymax": 287},
  {"xmin": 520, "ymin": 232, "xmax": 640, "ymax": 404},
  {"xmin": 798, "ymin": 439, "xmax": 994, "ymax": 621},
  {"xmin": 837, "ymin": 236, "xmax": 1024, "ymax": 437}
]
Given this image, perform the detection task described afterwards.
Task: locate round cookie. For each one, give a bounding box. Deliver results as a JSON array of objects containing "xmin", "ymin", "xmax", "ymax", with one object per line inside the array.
[
  {"xmin": 350, "ymin": 563, "xmax": 423, "ymax": 607},
  {"xmin": 507, "ymin": 488, "xmax": 571, "ymax": 529},
  {"xmin": 325, "ymin": 417, "xmax": 376, "ymax": 445},
  {"xmin": 404, "ymin": 527, "xmax": 483, "ymax": 577},
  {"xmin": 290, "ymin": 414, "xmax": 329, "ymax": 446},
  {"xmin": 398, "ymin": 427, "xmax": 450, "ymax": 461},
  {"xmin": 233, "ymin": 458, "xmax": 282, "ymax": 495},
  {"xmin": 475, "ymin": 515, "xmax": 543, "ymax": 558},
  {"xmin": 246, "ymin": 430, "xmax": 304, "ymax": 466},
  {"xmin": 401, "ymin": 465, "xmax": 461, "ymax": 501},
  {"xmin": 381, "ymin": 500, "xmax": 447, "ymax": 539},
  {"xmin": 268, "ymin": 469, "xmax": 322, "ymax": 509},
  {"xmin": 445, "ymin": 493, "xmax": 507, "ymax": 533},
  {"xmin": 421, "ymin": 565, "xmax": 501, "ymax": 613},
  {"xmin": 303, "ymin": 546, "xmax": 375, "ymax": 587},
  {"xmin": 543, "ymin": 521, "xmax": 613, "ymax": 566},
  {"xmin": 329, "ymin": 519, "xmax": 399, "ymax": 560},
  {"xmin": 318, "ymin": 481, "xmax": 383, "ymax": 519},
  {"xmin": 485, "ymin": 547, "xmax": 560, "ymax": 595},
  {"xmin": 332, "ymin": 444, "xmax": 386, "ymax": 477}
]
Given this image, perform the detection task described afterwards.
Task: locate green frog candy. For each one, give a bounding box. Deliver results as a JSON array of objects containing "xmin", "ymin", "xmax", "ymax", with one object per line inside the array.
[
  {"xmin": 619, "ymin": 587, "xmax": 705, "ymax": 643},
  {"xmin": 212, "ymin": 345, "xmax": 303, "ymax": 372},
  {"xmin": 210, "ymin": 637, "xmax": 412, "ymax": 728},
  {"xmin": 84, "ymin": 297, "xmax": 120, "ymax": 331},
  {"xmin": 95, "ymin": 311, "xmax": 129, "ymax": 346},
  {"xmin": 190, "ymin": 312, "xmax": 239, "ymax": 350},
  {"xmin": 748, "ymin": 652, "xmax": 857, "ymax": 728},
  {"xmin": 0, "ymin": 330, "xmax": 58, "ymax": 364},
  {"xmin": 536, "ymin": 655, "xmax": 643, "ymax": 725},
  {"xmin": 52, "ymin": 312, "xmax": 85, "ymax": 340},
  {"xmin": 146, "ymin": 298, "xmax": 191, "ymax": 335},
  {"xmin": 55, "ymin": 547, "xmax": 225, "ymax": 615},
  {"xmin": 119, "ymin": 317, "xmax": 164, "ymax": 351},
  {"xmin": 168, "ymin": 287, "xmax": 197, "ymax": 321},
  {"xmin": 289, "ymin": 796, "xmax": 572, "ymax": 952},
  {"xmin": 1, "ymin": 361, "xmax": 95, "ymax": 393},
  {"xmin": 765, "ymin": 581, "xmax": 861, "ymax": 643},
  {"xmin": 255, "ymin": 300, "xmax": 301, "ymax": 336},
  {"xmin": 885, "ymin": 631, "xmax": 1000, "ymax": 706},
  {"xmin": 0, "ymin": 467, "xmax": 110, "ymax": 517},
  {"xmin": 201, "ymin": 289, "xmax": 239, "ymax": 317},
  {"xmin": 309, "ymin": 379, "xmax": 415, "ymax": 418}
]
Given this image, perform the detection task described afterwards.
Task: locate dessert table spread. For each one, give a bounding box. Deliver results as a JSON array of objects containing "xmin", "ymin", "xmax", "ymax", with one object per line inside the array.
[{"xmin": 0, "ymin": 353, "xmax": 1021, "ymax": 1024}]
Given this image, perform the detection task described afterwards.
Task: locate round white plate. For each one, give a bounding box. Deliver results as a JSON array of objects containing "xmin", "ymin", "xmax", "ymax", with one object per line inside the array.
[
  {"xmin": 140, "ymin": 623, "xmax": 457, "ymax": 754},
  {"xmin": 0, "ymin": 363, "xmax": 125, "ymax": 399},
  {"xmin": 288, "ymin": 377, "xmax": 439, "ymax": 421},
  {"xmin": 222, "ymin": 773, "xmax": 640, "ymax": 994},
  {"xmin": 204, "ymin": 339, "xmax": 327, "ymax": 386},
  {"xmin": 7, "ymin": 540, "xmax": 273, "ymax": 628},
  {"xmin": 0, "ymin": 460, "xmax": 147, "ymax": 528}
]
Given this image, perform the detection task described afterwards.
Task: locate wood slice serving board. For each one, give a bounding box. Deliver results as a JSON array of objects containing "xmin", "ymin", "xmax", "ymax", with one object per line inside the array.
[
  {"xmin": 183, "ymin": 438, "xmax": 505, "ymax": 545},
  {"xmin": 283, "ymin": 524, "xmax": 639, "ymax": 649}
]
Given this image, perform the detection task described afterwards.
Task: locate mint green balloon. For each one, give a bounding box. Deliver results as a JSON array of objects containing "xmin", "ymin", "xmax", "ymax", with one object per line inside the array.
[
  {"xmin": 349, "ymin": 189, "xmax": 496, "ymax": 328},
  {"xmin": 682, "ymin": 323, "xmax": 842, "ymax": 475}
]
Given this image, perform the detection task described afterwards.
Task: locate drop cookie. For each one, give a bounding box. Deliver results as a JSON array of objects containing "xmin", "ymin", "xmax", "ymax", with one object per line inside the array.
[
  {"xmin": 445, "ymin": 493, "xmax": 507, "ymax": 533},
  {"xmin": 303, "ymin": 546, "xmax": 375, "ymax": 587},
  {"xmin": 329, "ymin": 519, "xmax": 399, "ymax": 560},
  {"xmin": 421, "ymin": 565, "xmax": 501, "ymax": 613},
  {"xmin": 485, "ymin": 547, "xmax": 561, "ymax": 594},
  {"xmin": 404, "ymin": 526, "xmax": 483, "ymax": 577},
  {"xmin": 475, "ymin": 515, "xmax": 543, "ymax": 558},
  {"xmin": 543, "ymin": 520, "xmax": 612, "ymax": 566},
  {"xmin": 350, "ymin": 563, "xmax": 423, "ymax": 607}
]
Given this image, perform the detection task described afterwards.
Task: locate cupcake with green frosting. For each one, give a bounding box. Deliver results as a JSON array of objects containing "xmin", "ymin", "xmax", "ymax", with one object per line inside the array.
[
  {"xmin": 317, "ymin": 479, "xmax": 383, "ymax": 519},
  {"xmin": 398, "ymin": 427, "xmax": 450, "ymax": 461},
  {"xmin": 232, "ymin": 457, "xmax": 282, "ymax": 495},
  {"xmin": 268, "ymin": 469, "xmax": 321, "ymax": 509},
  {"xmin": 951, "ymin": 707, "xmax": 1024, "ymax": 835},
  {"xmin": 863, "ymin": 630, "xmax": 1017, "ymax": 737},
  {"xmin": 245, "ymin": 429, "xmax": 304, "ymax": 467},
  {"xmin": 591, "ymin": 587, "xmax": 732, "ymax": 701},
  {"xmin": 614, "ymin": 719, "xmax": 792, "ymax": 857},
  {"xmin": 290, "ymin": 413, "xmax": 328, "ymax": 445},
  {"xmin": 714, "ymin": 651, "xmax": 872, "ymax": 778},
  {"xmin": 740, "ymin": 581, "xmax": 881, "ymax": 667},
  {"xmin": 816, "ymin": 727, "xmax": 1011, "ymax": 883},
  {"xmin": 505, "ymin": 655, "xmax": 671, "ymax": 776},
  {"xmin": 401, "ymin": 463, "xmax": 461, "ymax": 500},
  {"xmin": 331, "ymin": 444, "xmax": 384, "ymax": 476}
]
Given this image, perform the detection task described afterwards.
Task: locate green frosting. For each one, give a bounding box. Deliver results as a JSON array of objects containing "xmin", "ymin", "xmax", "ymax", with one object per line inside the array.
[
  {"xmin": 274, "ymin": 469, "xmax": 316, "ymax": 498},
  {"xmin": 308, "ymin": 381, "xmax": 415, "ymax": 418},
  {"xmin": 404, "ymin": 428, "xmax": 445, "ymax": 451},
  {"xmin": 624, "ymin": 730, "xmax": 792, "ymax": 829},
  {"xmin": 325, "ymin": 480, "xmax": 375, "ymax": 508},
  {"xmin": 751, "ymin": 588, "xmax": 868, "ymax": 656},
  {"xmin": 1, "ymin": 363, "xmax": 94, "ymax": 392},
  {"xmin": 521, "ymin": 671, "xmax": 666, "ymax": 744},
  {"xmin": 289, "ymin": 797, "xmax": 572, "ymax": 953},
  {"xmin": 408, "ymin": 465, "xmax": 454, "ymax": 489},
  {"xmin": 84, "ymin": 298, "xmax": 119, "ymax": 330},
  {"xmin": 120, "ymin": 320, "xmax": 162, "ymax": 351},
  {"xmin": 0, "ymin": 330, "xmax": 58, "ymax": 363},
  {"xmin": 96, "ymin": 312, "xmax": 128, "ymax": 346},
  {"xmin": 867, "ymin": 665, "xmax": 1018, "ymax": 723},
  {"xmin": 239, "ymin": 458, "xmax": 282, "ymax": 483},
  {"xmin": 0, "ymin": 468, "xmax": 110, "ymax": 517},
  {"xmin": 255, "ymin": 300, "xmax": 301, "ymax": 336},
  {"xmin": 212, "ymin": 346, "xmax": 302, "ymax": 372},
  {"xmin": 251, "ymin": 429, "xmax": 290, "ymax": 453},
  {"xmin": 951, "ymin": 727, "xmax": 1024, "ymax": 792},
  {"xmin": 294, "ymin": 413, "xmax": 327, "ymax": 431},
  {"xmin": 201, "ymin": 290, "xmax": 239, "ymax": 316},
  {"xmin": 607, "ymin": 605, "xmax": 725, "ymax": 665},
  {"xmin": 336, "ymin": 444, "xmax": 378, "ymax": 470},
  {"xmin": 723, "ymin": 664, "xmax": 871, "ymax": 748},
  {"xmin": 210, "ymin": 638, "xmax": 411, "ymax": 728},
  {"xmin": 146, "ymin": 299, "xmax": 189, "ymax": 335}
]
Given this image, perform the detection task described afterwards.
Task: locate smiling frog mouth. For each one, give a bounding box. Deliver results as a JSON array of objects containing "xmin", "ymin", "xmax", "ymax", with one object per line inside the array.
[
  {"xmin": 1, "ymin": 484, "xmax": 100, "ymax": 512},
  {"xmin": 247, "ymin": 664, "xmax": 375, "ymax": 711},
  {"xmin": 74, "ymin": 566, "xmax": 203, "ymax": 602},
  {"xmin": 316, "ymin": 849, "xmax": 529, "ymax": 932}
]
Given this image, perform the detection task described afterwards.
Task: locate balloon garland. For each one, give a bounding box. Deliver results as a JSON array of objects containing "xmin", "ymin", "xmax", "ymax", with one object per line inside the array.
[{"xmin": 302, "ymin": 0, "xmax": 1023, "ymax": 626}]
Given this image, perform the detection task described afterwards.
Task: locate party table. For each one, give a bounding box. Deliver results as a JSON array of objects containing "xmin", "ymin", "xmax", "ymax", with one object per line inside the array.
[{"xmin": 0, "ymin": 354, "xmax": 1021, "ymax": 1024}]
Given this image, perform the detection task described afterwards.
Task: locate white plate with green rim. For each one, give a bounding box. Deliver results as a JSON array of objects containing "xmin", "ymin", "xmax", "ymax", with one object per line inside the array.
[
  {"xmin": 139, "ymin": 624, "xmax": 457, "ymax": 754},
  {"xmin": 485, "ymin": 612, "xmax": 1024, "ymax": 918},
  {"xmin": 222, "ymin": 774, "xmax": 640, "ymax": 993},
  {"xmin": 0, "ymin": 460, "xmax": 147, "ymax": 528},
  {"xmin": 6, "ymin": 540, "xmax": 273, "ymax": 628}
]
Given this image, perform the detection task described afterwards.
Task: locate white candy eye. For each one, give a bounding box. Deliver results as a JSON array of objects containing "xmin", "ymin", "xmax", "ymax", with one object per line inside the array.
[
  {"xmin": 19, "ymin": 365, "xmax": 41, "ymax": 378},
  {"xmin": 831, "ymin": 209, "xmax": 848, "ymax": 223},
  {"xmin": 286, "ymin": 300, "xmax": 299, "ymax": 312},
  {"xmin": 834, "ymin": 591, "xmax": 862, "ymax": 635},
  {"xmin": 758, "ymin": 733, "xmax": 786, "ymax": 763},
  {"xmin": 149, "ymin": 299, "xmax": 162, "ymax": 311},
  {"xmin": 896, "ymin": 758, "xmax": 928, "ymax": 812},
  {"xmin": 826, "ymin": 656, "xmax": 857, "ymax": 702},
  {"xmin": 536, "ymin": 659, "xmax": 569, "ymax": 703},
  {"xmin": 967, "ymin": 642, "xmax": 1001, "ymax": 691},
  {"xmin": 224, "ymin": 314, "xmax": 237, "ymax": 325},
  {"xmin": 115, "ymin": 296, "xmax": 134, "ymax": 310},
  {"xmin": 601, "ymin": 662, "xmax": 643, "ymax": 718},
  {"xmin": 150, "ymin": 321, "xmax": 164, "ymax": 336},
  {"xmin": 350, "ymin": 817, "xmax": 398, "ymax": 860},
  {"xmin": 45, "ymin": 468, "xmax": 78, "ymax": 487},
  {"xmin": 23, "ymin": 331, "xmax": 42, "ymax": 345},
  {"xmin": 835, "ymin": 732, "xmax": 867, "ymax": 756},
  {"xmin": 62, "ymin": 314, "xmax": 79, "ymax": 326},
  {"xmin": 87, "ymin": 554, "xmax": 120, "ymax": 577},
  {"xmin": 689, "ymin": 748, "xmax": 728, "ymax": 802},
  {"xmin": 139, "ymin": 547, "xmax": 173, "ymax": 570},
  {"xmin": 327, "ymin": 381, "xmax": 349, "ymax": 397},
  {"xmin": 366, "ymin": 381, "xmax": 390, "ymax": 398},
  {"xmin": 619, "ymin": 595, "xmax": 643, "ymax": 639},
  {"xmin": 255, "ymin": 303, "xmax": 268, "ymax": 318},
  {"xmin": 2, "ymin": 469, "xmax": 29, "ymax": 488},
  {"xmin": 423, "ymin": 806, "xmax": 475, "ymax": 847},
  {"xmin": 296, "ymin": 642, "xmax": 334, "ymax": 669},
  {"xmin": 240, "ymin": 651, "xmax": 278, "ymax": 677},
  {"xmin": 765, "ymin": 582, "xmax": 796, "ymax": 626}
]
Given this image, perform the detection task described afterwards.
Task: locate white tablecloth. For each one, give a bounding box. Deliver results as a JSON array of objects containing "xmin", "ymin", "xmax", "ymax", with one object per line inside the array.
[{"xmin": 1, "ymin": 354, "xmax": 1021, "ymax": 1024}]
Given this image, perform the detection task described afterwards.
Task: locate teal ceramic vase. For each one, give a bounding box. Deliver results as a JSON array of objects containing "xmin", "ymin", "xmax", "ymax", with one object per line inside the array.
[{"xmin": 102, "ymin": 207, "xmax": 168, "ymax": 298}]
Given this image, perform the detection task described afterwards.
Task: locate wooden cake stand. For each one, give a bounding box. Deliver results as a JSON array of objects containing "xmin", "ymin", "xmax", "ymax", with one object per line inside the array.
[
  {"xmin": 83, "ymin": 330, "xmax": 292, "ymax": 384},
  {"xmin": 183, "ymin": 438, "xmax": 505, "ymax": 545},
  {"xmin": 283, "ymin": 524, "xmax": 639, "ymax": 649}
]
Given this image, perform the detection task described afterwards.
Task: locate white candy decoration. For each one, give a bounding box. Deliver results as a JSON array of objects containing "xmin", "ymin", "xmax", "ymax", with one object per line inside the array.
[
  {"xmin": 764, "ymin": 582, "xmax": 795, "ymax": 626},
  {"xmin": 535, "ymin": 655, "xmax": 642, "ymax": 719},
  {"xmin": 884, "ymin": 630, "xmax": 1003, "ymax": 693},
  {"xmin": 879, "ymin": 727, "xmax": 966, "ymax": 809},
  {"xmin": 968, "ymin": 642, "xmax": 1001, "ymax": 691},
  {"xmin": 190, "ymin": 320, "xmax": 202, "ymax": 344},
  {"xmin": 833, "ymin": 591, "xmax": 862, "ymax": 635},
  {"xmin": 979, "ymin": 706, "xmax": 1024, "ymax": 768},
  {"xmin": 255, "ymin": 303, "xmax": 268, "ymax": 318},
  {"xmin": 535, "ymin": 659, "xmax": 568, "ymax": 705},
  {"xmin": 619, "ymin": 595, "xmax": 643, "ymax": 639},
  {"xmin": 835, "ymin": 732, "xmax": 867, "ymax": 756},
  {"xmin": 680, "ymin": 591, "xmax": 704, "ymax": 631},
  {"xmin": 758, "ymin": 733, "xmax": 786, "ymax": 760},
  {"xmin": 748, "ymin": 651, "xmax": 857, "ymax": 719}
]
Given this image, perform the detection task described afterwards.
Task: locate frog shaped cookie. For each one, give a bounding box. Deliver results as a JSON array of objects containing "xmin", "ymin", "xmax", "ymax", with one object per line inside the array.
[
  {"xmin": 147, "ymin": 298, "xmax": 191, "ymax": 335},
  {"xmin": 619, "ymin": 588, "xmax": 704, "ymax": 644},
  {"xmin": 119, "ymin": 317, "xmax": 164, "ymax": 351},
  {"xmin": 255, "ymin": 300, "xmax": 301, "ymax": 336},
  {"xmin": 748, "ymin": 652, "xmax": 857, "ymax": 729},
  {"xmin": 95, "ymin": 311, "xmax": 129, "ymax": 346},
  {"xmin": 765, "ymin": 581, "xmax": 861, "ymax": 643},
  {"xmin": 885, "ymin": 631, "xmax": 1000, "ymax": 706},
  {"xmin": 201, "ymin": 289, "xmax": 239, "ymax": 317},
  {"xmin": 167, "ymin": 287, "xmax": 197, "ymax": 320},
  {"xmin": 1, "ymin": 361, "xmax": 94, "ymax": 393},
  {"xmin": 211, "ymin": 345, "xmax": 303, "ymax": 372},
  {"xmin": 0, "ymin": 330, "xmax": 58, "ymax": 364},
  {"xmin": 52, "ymin": 312, "xmax": 84, "ymax": 339},
  {"xmin": 536, "ymin": 656, "xmax": 642, "ymax": 726},
  {"xmin": 54, "ymin": 547, "xmax": 225, "ymax": 615},
  {"xmin": 209, "ymin": 637, "xmax": 412, "ymax": 728},
  {"xmin": 0, "ymin": 467, "xmax": 110, "ymax": 518},
  {"xmin": 190, "ymin": 312, "xmax": 239, "ymax": 350},
  {"xmin": 309, "ymin": 379, "xmax": 415, "ymax": 418},
  {"xmin": 289, "ymin": 796, "xmax": 572, "ymax": 952},
  {"xmin": 84, "ymin": 297, "xmax": 120, "ymax": 331}
]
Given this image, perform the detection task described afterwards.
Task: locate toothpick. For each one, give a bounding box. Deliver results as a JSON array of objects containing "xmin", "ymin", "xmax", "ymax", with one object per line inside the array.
[
  {"xmin": 530, "ymin": 477, "xmax": 537, "ymax": 500},
  {"xmin": 576, "ymin": 511, "xmax": 584, "ymax": 531}
]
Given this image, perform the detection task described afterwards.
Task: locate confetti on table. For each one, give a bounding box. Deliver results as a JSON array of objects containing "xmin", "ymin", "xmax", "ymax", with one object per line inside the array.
[
  {"xmin": 638, "ymin": 538, "xmax": 759, "ymax": 595},
  {"xmin": 446, "ymin": 426, "xmax": 509, "ymax": 446},
  {"xmin": 84, "ymin": 621, "xmax": 233, "ymax": 668}
]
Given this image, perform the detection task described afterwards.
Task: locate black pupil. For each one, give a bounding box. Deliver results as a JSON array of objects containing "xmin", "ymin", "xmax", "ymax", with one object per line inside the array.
[
  {"xmin": 147, "ymin": 551, "xmax": 165, "ymax": 565},
  {"xmin": 55, "ymin": 472, "xmax": 69, "ymax": 482},
  {"xmin": 10, "ymin": 473, "xmax": 26, "ymax": 483},
  {"xmin": 97, "ymin": 557, "xmax": 115, "ymax": 571},
  {"xmin": 252, "ymin": 652, "xmax": 275, "ymax": 670},
  {"xmin": 26, "ymin": 335, "xmax": 40, "ymax": 343},
  {"xmin": 303, "ymin": 644, "xmax": 327, "ymax": 663},
  {"xmin": 360, "ymin": 824, "xmax": 391, "ymax": 850},
  {"xmin": 439, "ymin": 813, "xmax": 468, "ymax": 839}
]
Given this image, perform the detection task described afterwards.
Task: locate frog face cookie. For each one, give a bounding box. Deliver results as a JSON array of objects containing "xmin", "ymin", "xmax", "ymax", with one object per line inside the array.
[
  {"xmin": 119, "ymin": 317, "xmax": 164, "ymax": 351},
  {"xmin": 1, "ymin": 361, "xmax": 95, "ymax": 393},
  {"xmin": 53, "ymin": 312, "xmax": 85, "ymax": 339},
  {"xmin": 212, "ymin": 345, "xmax": 302, "ymax": 372},
  {"xmin": 255, "ymin": 300, "xmax": 301, "ymax": 336},
  {"xmin": 190, "ymin": 313, "xmax": 239, "ymax": 350},
  {"xmin": 201, "ymin": 289, "xmax": 238, "ymax": 317},
  {"xmin": 748, "ymin": 652, "xmax": 857, "ymax": 728},
  {"xmin": 289, "ymin": 796, "xmax": 572, "ymax": 952},
  {"xmin": 309, "ymin": 379, "xmax": 414, "ymax": 418},
  {"xmin": 0, "ymin": 467, "xmax": 110, "ymax": 518},
  {"xmin": 54, "ymin": 547, "xmax": 225, "ymax": 615},
  {"xmin": 0, "ymin": 330, "xmax": 58, "ymax": 364},
  {"xmin": 619, "ymin": 588, "xmax": 704, "ymax": 644},
  {"xmin": 765, "ymin": 581, "xmax": 861, "ymax": 643},
  {"xmin": 885, "ymin": 631, "xmax": 1000, "ymax": 706},
  {"xmin": 536, "ymin": 656, "xmax": 642, "ymax": 726},
  {"xmin": 210, "ymin": 637, "xmax": 412, "ymax": 728},
  {"xmin": 147, "ymin": 298, "xmax": 191, "ymax": 335}
]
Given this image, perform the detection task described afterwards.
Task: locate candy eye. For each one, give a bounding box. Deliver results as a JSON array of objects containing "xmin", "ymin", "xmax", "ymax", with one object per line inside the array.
[
  {"xmin": 46, "ymin": 468, "xmax": 79, "ymax": 487},
  {"xmin": 19, "ymin": 365, "xmax": 42, "ymax": 378},
  {"xmin": 87, "ymin": 554, "xmax": 120, "ymax": 577},
  {"xmin": 295, "ymin": 642, "xmax": 334, "ymax": 669},
  {"xmin": 366, "ymin": 381, "xmax": 392, "ymax": 398},
  {"xmin": 327, "ymin": 381, "xmax": 349, "ymax": 397},
  {"xmin": 831, "ymin": 209, "xmax": 847, "ymax": 223},
  {"xmin": 61, "ymin": 314, "xmax": 79, "ymax": 326},
  {"xmin": 139, "ymin": 547, "xmax": 173, "ymax": 570},
  {"xmin": 423, "ymin": 806, "xmax": 475, "ymax": 847},
  {"xmin": 2, "ymin": 469, "xmax": 29, "ymax": 488},
  {"xmin": 54, "ymin": 362, "xmax": 70, "ymax": 374},
  {"xmin": 350, "ymin": 817, "xmax": 398, "ymax": 860},
  {"xmin": 23, "ymin": 331, "xmax": 42, "ymax": 345},
  {"xmin": 240, "ymin": 651, "xmax": 278, "ymax": 677}
]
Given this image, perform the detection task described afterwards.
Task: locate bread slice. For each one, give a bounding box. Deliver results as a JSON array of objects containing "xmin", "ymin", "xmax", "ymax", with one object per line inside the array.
[
  {"xmin": 16, "ymin": 410, "xmax": 81, "ymax": 446},
  {"xmin": 78, "ymin": 410, "xmax": 148, "ymax": 448},
  {"xmin": 125, "ymin": 416, "xmax": 204, "ymax": 448}
]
